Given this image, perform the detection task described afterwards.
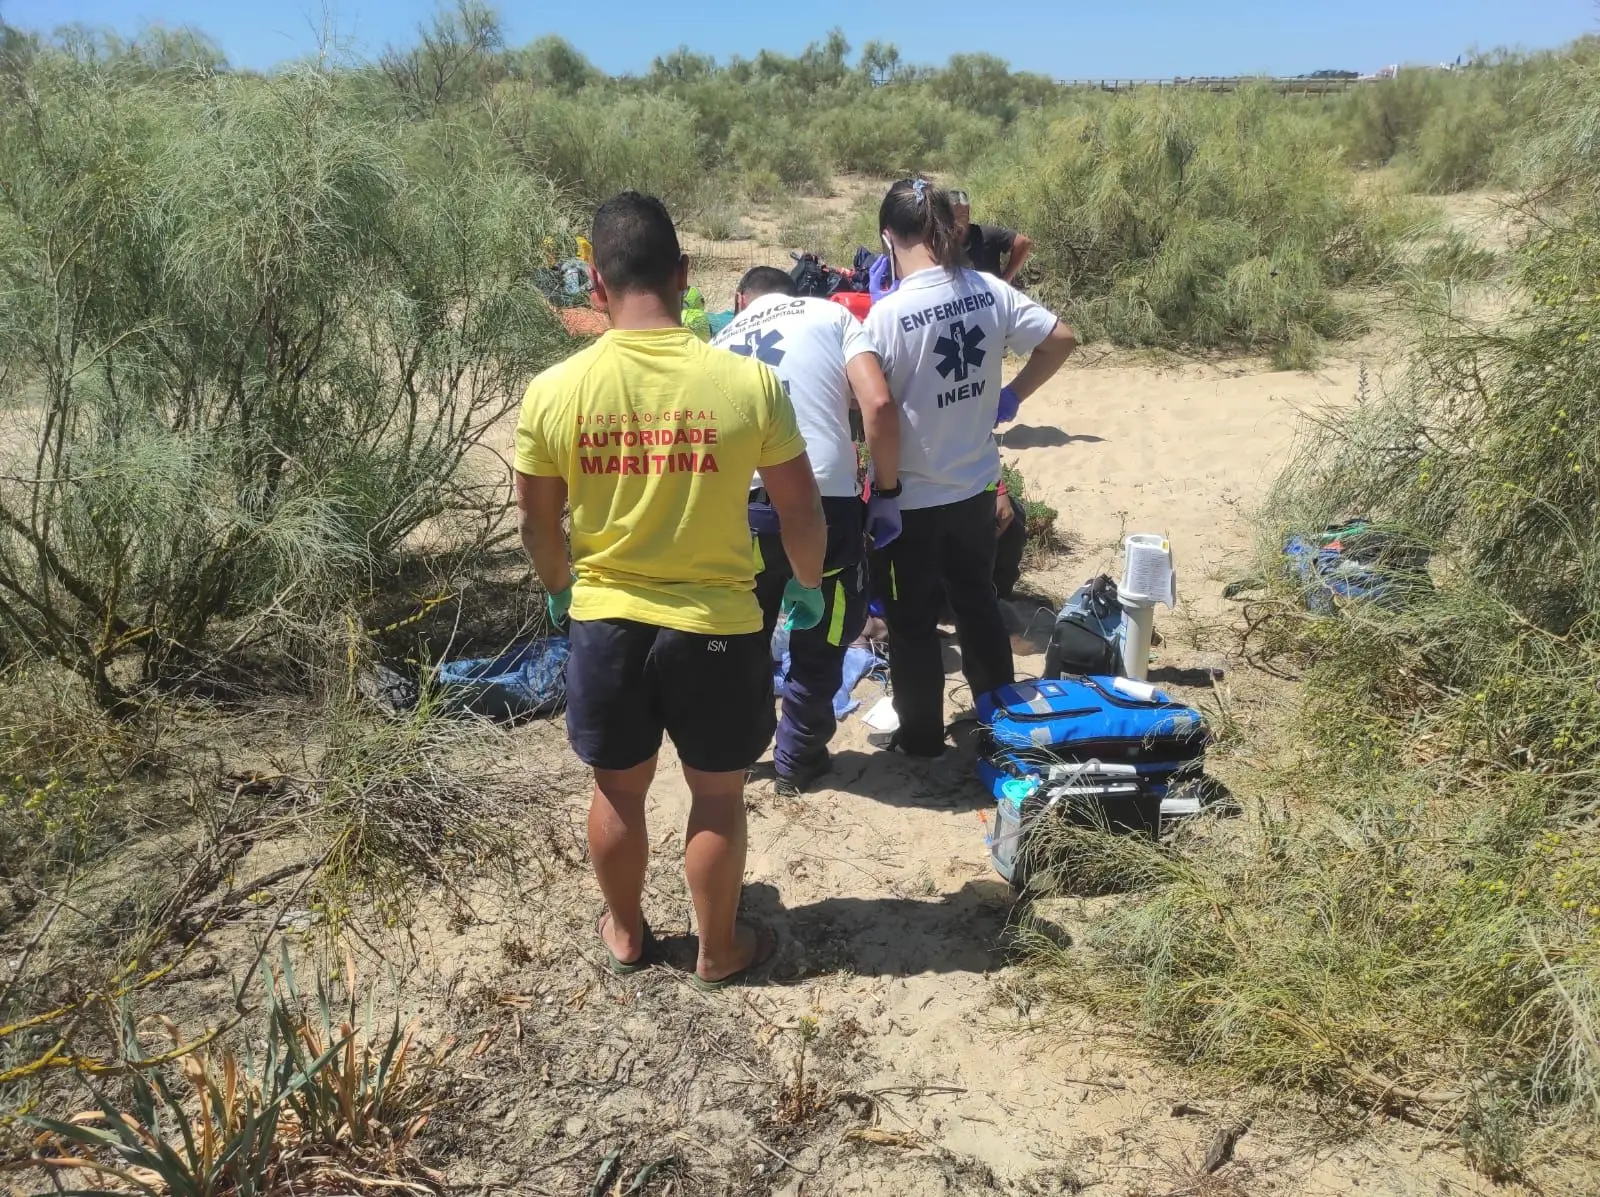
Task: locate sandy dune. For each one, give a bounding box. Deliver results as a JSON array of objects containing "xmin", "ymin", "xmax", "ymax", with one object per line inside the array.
[
  {"xmin": 408, "ymin": 343, "xmax": 1522, "ymax": 1196},
  {"xmin": 693, "ymin": 350, "xmax": 1499, "ymax": 1195},
  {"xmin": 1002, "ymin": 352, "xmax": 1343, "ymax": 601}
]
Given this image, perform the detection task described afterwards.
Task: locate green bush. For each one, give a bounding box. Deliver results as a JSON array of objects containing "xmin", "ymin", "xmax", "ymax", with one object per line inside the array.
[
  {"xmin": 727, "ymin": 115, "xmax": 829, "ymax": 193},
  {"xmin": 777, "ymin": 210, "xmax": 829, "ymax": 251},
  {"xmin": 1337, "ymin": 53, "xmax": 1561, "ymax": 193},
  {"xmin": 0, "ymin": 56, "xmax": 568, "ymax": 703},
  {"xmin": 742, "ymin": 168, "xmax": 784, "ymax": 204},
  {"xmin": 812, "ymin": 101, "xmax": 920, "ymax": 175},
  {"xmin": 612, "ymin": 33, "xmax": 1060, "ymax": 188},
  {"xmin": 1510, "ymin": 38, "xmax": 1600, "ymax": 197},
  {"xmin": 691, "ymin": 203, "xmax": 746, "ymax": 240},
  {"xmin": 977, "ymin": 87, "xmax": 1418, "ymax": 363},
  {"xmin": 1021, "ymin": 56, "xmax": 1600, "ymax": 1185},
  {"xmin": 506, "ymin": 33, "xmax": 600, "ymax": 92},
  {"xmin": 490, "ymin": 86, "xmax": 705, "ymax": 213},
  {"xmin": 29, "ymin": 958, "xmax": 447, "ymax": 1197},
  {"xmin": 1337, "ymin": 69, "xmax": 1448, "ymax": 167},
  {"xmin": 1406, "ymin": 96, "xmax": 1509, "ymax": 192},
  {"xmin": 378, "ymin": 0, "xmax": 505, "ymax": 117},
  {"xmin": 999, "ymin": 461, "xmax": 1059, "ymax": 546},
  {"xmin": 0, "ymin": 667, "xmax": 168, "ymax": 879},
  {"xmin": 1265, "ymin": 242, "xmax": 1599, "ymax": 633},
  {"xmin": 812, "ymin": 93, "xmax": 999, "ymax": 175},
  {"xmin": 312, "ymin": 670, "xmax": 528, "ymax": 919},
  {"xmin": 930, "ymin": 52, "xmax": 1057, "ymax": 123}
]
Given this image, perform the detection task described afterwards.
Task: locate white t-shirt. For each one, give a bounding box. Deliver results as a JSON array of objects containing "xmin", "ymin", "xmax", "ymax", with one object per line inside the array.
[
  {"xmin": 711, "ymin": 294, "xmax": 876, "ymax": 499},
  {"xmin": 865, "ymin": 267, "xmax": 1058, "ymax": 511}
]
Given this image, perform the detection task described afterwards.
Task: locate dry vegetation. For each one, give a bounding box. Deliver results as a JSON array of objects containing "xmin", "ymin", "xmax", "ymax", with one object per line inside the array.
[
  {"xmin": 1, "ymin": 5, "xmax": 1598, "ymax": 1195},
  {"xmin": 1017, "ymin": 49, "xmax": 1600, "ymax": 1190}
]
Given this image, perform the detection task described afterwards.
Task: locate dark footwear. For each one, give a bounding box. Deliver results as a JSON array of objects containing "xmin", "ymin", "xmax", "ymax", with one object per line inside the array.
[
  {"xmin": 774, "ymin": 752, "xmax": 832, "ymax": 798},
  {"xmin": 868, "ymin": 730, "xmax": 946, "ymax": 758},
  {"xmin": 597, "ymin": 909, "xmax": 654, "ymax": 976},
  {"xmin": 691, "ymin": 920, "xmax": 779, "ymax": 992}
]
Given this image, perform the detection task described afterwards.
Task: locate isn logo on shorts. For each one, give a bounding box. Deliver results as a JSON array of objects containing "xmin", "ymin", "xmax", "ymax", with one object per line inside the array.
[{"xmin": 707, "ymin": 640, "xmax": 728, "ymax": 653}]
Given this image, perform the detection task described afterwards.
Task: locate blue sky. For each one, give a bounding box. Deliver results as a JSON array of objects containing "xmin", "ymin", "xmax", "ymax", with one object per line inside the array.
[{"xmin": 3, "ymin": 0, "xmax": 1595, "ymax": 78}]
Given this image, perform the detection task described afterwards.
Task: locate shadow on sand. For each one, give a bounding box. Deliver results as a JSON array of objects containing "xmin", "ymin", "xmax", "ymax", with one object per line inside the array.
[
  {"xmin": 998, "ymin": 424, "xmax": 1106, "ymax": 450},
  {"xmin": 651, "ymin": 879, "xmax": 1018, "ymax": 982}
]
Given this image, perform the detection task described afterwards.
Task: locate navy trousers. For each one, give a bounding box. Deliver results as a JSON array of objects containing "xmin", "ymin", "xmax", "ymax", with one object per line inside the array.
[{"xmin": 750, "ymin": 495, "xmax": 867, "ymax": 780}]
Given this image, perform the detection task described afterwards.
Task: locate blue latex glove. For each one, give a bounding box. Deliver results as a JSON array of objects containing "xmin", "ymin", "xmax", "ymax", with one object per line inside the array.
[
  {"xmin": 994, "ymin": 385, "xmax": 1022, "ymax": 426},
  {"xmin": 865, "ymin": 493, "xmax": 903, "ymax": 549},
  {"xmin": 546, "ymin": 583, "xmax": 573, "ymax": 624},
  {"xmin": 780, "ymin": 577, "xmax": 826, "ymax": 632},
  {"xmin": 868, "ymin": 254, "xmax": 898, "ymax": 304}
]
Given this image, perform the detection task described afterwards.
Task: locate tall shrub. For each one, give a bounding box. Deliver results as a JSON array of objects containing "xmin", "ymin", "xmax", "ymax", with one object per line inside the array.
[
  {"xmin": 1022, "ymin": 58, "xmax": 1600, "ymax": 1186},
  {"xmin": 978, "ymin": 88, "xmax": 1414, "ymax": 363},
  {"xmin": 0, "ymin": 57, "xmax": 567, "ymax": 703},
  {"xmin": 726, "ymin": 115, "xmax": 829, "ymax": 193},
  {"xmin": 1271, "ymin": 54, "xmax": 1600, "ymax": 632},
  {"xmin": 490, "ymin": 86, "xmax": 705, "ymax": 213},
  {"xmin": 812, "ymin": 93, "xmax": 997, "ymax": 175},
  {"xmin": 1337, "ymin": 68, "xmax": 1448, "ymax": 167},
  {"xmin": 1339, "ymin": 52, "xmax": 1567, "ymax": 193}
]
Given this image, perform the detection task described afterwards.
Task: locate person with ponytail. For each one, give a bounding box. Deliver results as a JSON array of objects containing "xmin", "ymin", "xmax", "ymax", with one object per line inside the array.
[{"xmin": 863, "ymin": 178, "xmax": 1077, "ymax": 757}]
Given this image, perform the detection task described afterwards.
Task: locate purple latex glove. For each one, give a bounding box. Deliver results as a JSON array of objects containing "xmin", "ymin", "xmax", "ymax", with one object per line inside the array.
[
  {"xmin": 865, "ymin": 493, "xmax": 903, "ymax": 549},
  {"xmin": 868, "ymin": 254, "xmax": 899, "ymax": 304},
  {"xmin": 994, "ymin": 385, "xmax": 1022, "ymax": 426}
]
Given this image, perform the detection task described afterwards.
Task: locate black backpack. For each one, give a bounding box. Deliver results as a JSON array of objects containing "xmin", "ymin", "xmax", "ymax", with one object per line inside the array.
[
  {"xmin": 1042, "ymin": 575, "xmax": 1124, "ymax": 678},
  {"xmin": 790, "ymin": 252, "xmax": 844, "ymax": 298}
]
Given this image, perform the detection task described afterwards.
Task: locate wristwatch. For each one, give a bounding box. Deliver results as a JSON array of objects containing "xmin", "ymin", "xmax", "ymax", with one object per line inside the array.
[{"xmin": 870, "ymin": 480, "xmax": 902, "ymax": 499}]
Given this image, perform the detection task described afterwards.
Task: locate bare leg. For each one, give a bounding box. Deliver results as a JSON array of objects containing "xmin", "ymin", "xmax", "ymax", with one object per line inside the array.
[
  {"xmin": 590, "ymin": 756, "xmax": 657, "ymax": 964},
  {"xmin": 682, "ymin": 765, "xmax": 758, "ymax": 982}
]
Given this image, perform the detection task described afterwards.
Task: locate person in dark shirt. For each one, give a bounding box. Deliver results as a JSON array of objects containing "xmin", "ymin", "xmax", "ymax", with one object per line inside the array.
[{"xmin": 949, "ymin": 189, "xmax": 1033, "ymax": 283}]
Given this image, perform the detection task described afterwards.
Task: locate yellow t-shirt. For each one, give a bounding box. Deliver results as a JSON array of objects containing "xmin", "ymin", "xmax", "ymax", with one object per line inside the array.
[{"xmin": 515, "ymin": 326, "xmax": 806, "ymax": 635}]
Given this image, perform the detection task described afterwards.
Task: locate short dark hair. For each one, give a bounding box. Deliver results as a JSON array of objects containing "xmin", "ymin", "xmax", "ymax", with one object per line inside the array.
[
  {"xmin": 590, "ymin": 191, "xmax": 682, "ymax": 296},
  {"xmin": 736, "ymin": 266, "xmax": 798, "ymax": 301}
]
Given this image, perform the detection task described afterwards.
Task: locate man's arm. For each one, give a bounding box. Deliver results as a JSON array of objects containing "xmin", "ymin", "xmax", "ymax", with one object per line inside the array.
[
  {"xmin": 514, "ymin": 471, "xmax": 573, "ymax": 595},
  {"xmin": 1006, "ymin": 320, "xmax": 1077, "ymax": 402},
  {"xmin": 1002, "ymin": 232, "xmax": 1034, "ymax": 283},
  {"xmin": 845, "ymin": 353, "xmax": 899, "ymax": 491},
  {"xmin": 755, "ymin": 452, "xmax": 825, "ymax": 590},
  {"xmin": 995, "ymin": 483, "xmax": 1016, "ymax": 536}
]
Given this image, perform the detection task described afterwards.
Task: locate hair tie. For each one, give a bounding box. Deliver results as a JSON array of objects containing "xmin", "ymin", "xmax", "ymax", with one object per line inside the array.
[{"xmin": 912, "ymin": 178, "xmax": 930, "ymax": 203}]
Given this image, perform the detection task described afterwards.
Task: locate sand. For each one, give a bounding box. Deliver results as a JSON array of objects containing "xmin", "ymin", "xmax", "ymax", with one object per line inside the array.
[
  {"xmin": 8, "ymin": 183, "xmax": 1545, "ymax": 1195},
  {"xmin": 25, "ymin": 340, "xmax": 1525, "ymax": 1197},
  {"xmin": 381, "ymin": 341, "xmax": 1527, "ymax": 1196}
]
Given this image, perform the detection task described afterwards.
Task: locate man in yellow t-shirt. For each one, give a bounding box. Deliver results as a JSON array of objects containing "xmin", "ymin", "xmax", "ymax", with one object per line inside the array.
[{"xmin": 515, "ymin": 192, "xmax": 826, "ymax": 990}]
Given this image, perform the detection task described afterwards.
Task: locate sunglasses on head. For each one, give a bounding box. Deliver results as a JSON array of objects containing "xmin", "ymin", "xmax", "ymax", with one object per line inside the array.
[{"xmin": 948, "ymin": 190, "xmax": 970, "ymax": 206}]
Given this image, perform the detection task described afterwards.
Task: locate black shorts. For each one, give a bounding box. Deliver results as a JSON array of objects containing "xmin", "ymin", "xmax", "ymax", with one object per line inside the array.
[{"xmin": 565, "ymin": 618, "xmax": 775, "ymax": 773}]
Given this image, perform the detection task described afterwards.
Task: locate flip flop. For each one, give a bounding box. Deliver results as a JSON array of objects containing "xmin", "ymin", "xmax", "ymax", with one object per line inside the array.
[
  {"xmin": 691, "ymin": 920, "xmax": 779, "ymax": 992},
  {"xmin": 596, "ymin": 909, "xmax": 654, "ymax": 976}
]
